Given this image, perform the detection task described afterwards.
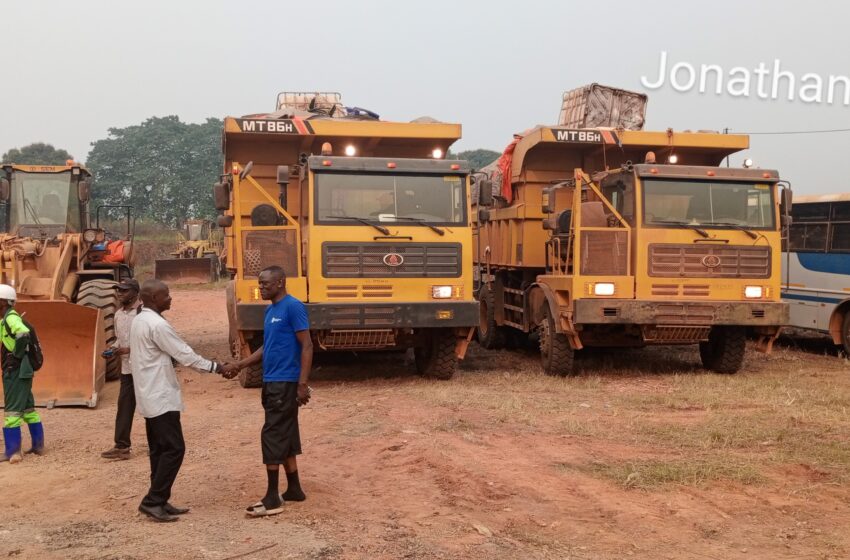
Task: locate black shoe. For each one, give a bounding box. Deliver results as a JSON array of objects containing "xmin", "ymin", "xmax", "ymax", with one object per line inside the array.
[
  {"xmin": 282, "ymin": 488, "xmax": 306, "ymax": 502},
  {"xmin": 138, "ymin": 504, "xmax": 179, "ymax": 522},
  {"xmin": 163, "ymin": 503, "xmax": 190, "ymax": 515}
]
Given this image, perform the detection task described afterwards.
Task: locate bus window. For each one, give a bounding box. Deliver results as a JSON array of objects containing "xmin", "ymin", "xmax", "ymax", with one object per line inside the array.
[
  {"xmin": 832, "ymin": 202, "xmax": 850, "ymax": 222},
  {"xmin": 789, "ymin": 223, "xmax": 827, "ymax": 252},
  {"xmin": 830, "ymin": 223, "xmax": 850, "ymax": 252},
  {"xmin": 792, "ymin": 202, "xmax": 830, "ymax": 222}
]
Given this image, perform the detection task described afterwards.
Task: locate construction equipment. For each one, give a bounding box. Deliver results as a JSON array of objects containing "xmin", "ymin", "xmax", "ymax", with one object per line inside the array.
[
  {"xmin": 0, "ymin": 163, "xmax": 135, "ymax": 407},
  {"xmin": 155, "ymin": 219, "xmax": 222, "ymax": 283},
  {"xmin": 473, "ymin": 85, "xmax": 790, "ymax": 375},
  {"xmin": 217, "ymin": 92, "xmax": 478, "ymax": 387}
]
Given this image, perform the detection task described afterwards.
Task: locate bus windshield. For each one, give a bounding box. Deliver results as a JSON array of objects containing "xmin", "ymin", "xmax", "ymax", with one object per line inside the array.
[
  {"xmin": 9, "ymin": 171, "xmax": 80, "ymax": 232},
  {"xmin": 643, "ymin": 178, "xmax": 775, "ymax": 230},
  {"xmin": 314, "ymin": 172, "xmax": 467, "ymax": 226}
]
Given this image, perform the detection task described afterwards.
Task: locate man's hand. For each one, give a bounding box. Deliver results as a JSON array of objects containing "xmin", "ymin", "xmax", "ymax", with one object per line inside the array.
[
  {"xmin": 297, "ymin": 383, "xmax": 311, "ymax": 406},
  {"xmin": 220, "ymin": 361, "xmax": 239, "ymax": 379},
  {"xmin": 116, "ymin": 347, "xmax": 130, "ymax": 356}
]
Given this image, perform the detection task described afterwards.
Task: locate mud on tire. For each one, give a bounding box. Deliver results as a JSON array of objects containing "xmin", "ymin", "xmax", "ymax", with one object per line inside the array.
[
  {"xmin": 477, "ymin": 285, "xmax": 507, "ymax": 350},
  {"xmin": 414, "ymin": 328, "xmax": 457, "ymax": 380},
  {"xmin": 539, "ymin": 307, "xmax": 575, "ymax": 377},
  {"xmin": 699, "ymin": 325, "xmax": 746, "ymax": 374},
  {"xmin": 76, "ymin": 279, "xmax": 121, "ymax": 381},
  {"xmin": 238, "ymin": 363, "xmax": 263, "ymax": 388}
]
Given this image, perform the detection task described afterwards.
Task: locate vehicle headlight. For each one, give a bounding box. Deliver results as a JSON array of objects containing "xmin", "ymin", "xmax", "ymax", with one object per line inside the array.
[
  {"xmin": 83, "ymin": 229, "xmax": 98, "ymax": 243},
  {"xmin": 593, "ymin": 282, "xmax": 616, "ymax": 296},
  {"xmin": 432, "ymin": 286, "xmax": 454, "ymax": 299},
  {"xmin": 744, "ymin": 285, "xmax": 763, "ymax": 299}
]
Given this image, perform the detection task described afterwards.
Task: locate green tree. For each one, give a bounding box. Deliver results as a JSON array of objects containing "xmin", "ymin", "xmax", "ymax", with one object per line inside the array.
[
  {"xmin": 1, "ymin": 143, "xmax": 74, "ymax": 165},
  {"xmin": 86, "ymin": 116, "xmax": 223, "ymax": 227},
  {"xmin": 448, "ymin": 149, "xmax": 501, "ymax": 170}
]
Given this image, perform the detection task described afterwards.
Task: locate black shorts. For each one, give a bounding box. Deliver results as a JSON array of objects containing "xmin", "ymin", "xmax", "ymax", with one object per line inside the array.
[{"xmin": 261, "ymin": 382, "xmax": 302, "ymax": 464}]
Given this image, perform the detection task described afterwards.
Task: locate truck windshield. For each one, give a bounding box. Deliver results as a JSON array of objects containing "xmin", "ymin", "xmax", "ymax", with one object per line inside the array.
[
  {"xmin": 315, "ymin": 172, "xmax": 467, "ymax": 226},
  {"xmin": 642, "ymin": 178, "xmax": 775, "ymax": 230},
  {"xmin": 8, "ymin": 171, "xmax": 80, "ymax": 232}
]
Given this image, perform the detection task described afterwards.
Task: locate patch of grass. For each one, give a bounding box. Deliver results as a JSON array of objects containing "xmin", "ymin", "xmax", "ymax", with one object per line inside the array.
[{"xmin": 562, "ymin": 457, "xmax": 763, "ymax": 489}]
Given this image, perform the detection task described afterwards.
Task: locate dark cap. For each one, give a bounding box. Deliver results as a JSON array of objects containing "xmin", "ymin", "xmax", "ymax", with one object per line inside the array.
[{"xmin": 114, "ymin": 278, "xmax": 140, "ymax": 292}]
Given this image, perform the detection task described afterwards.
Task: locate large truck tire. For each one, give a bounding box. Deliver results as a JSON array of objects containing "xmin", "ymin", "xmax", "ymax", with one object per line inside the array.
[
  {"xmin": 477, "ymin": 285, "xmax": 507, "ymax": 350},
  {"xmin": 77, "ymin": 279, "xmax": 121, "ymax": 381},
  {"xmin": 699, "ymin": 326, "xmax": 746, "ymax": 374},
  {"xmin": 238, "ymin": 363, "xmax": 264, "ymax": 388},
  {"xmin": 415, "ymin": 328, "xmax": 457, "ymax": 380},
  {"xmin": 539, "ymin": 306, "xmax": 575, "ymax": 376}
]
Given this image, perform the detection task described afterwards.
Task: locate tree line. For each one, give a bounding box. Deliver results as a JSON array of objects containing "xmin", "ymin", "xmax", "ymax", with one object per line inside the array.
[{"xmin": 2, "ymin": 120, "xmax": 500, "ymax": 228}]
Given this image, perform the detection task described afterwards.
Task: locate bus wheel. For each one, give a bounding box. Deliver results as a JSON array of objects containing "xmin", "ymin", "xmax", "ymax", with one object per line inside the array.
[
  {"xmin": 539, "ymin": 307, "xmax": 575, "ymax": 376},
  {"xmin": 699, "ymin": 326, "xmax": 746, "ymax": 374},
  {"xmin": 477, "ymin": 285, "xmax": 507, "ymax": 349},
  {"xmin": 841, "ymin": 313, "xmax": 850, "ymax": 356},
  {"xmin": 415, "ymin": 329, "xmax": 457, "ymax": 380}
]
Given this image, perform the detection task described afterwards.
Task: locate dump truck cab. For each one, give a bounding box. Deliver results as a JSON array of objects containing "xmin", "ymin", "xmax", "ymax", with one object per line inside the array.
[
  {"xmin": 219, "ymin": 93, "xmax": 477, "ymax": 386},
  {"xmin": 475, "ymin": 123, "xmax": 790, "ymax": 376}
]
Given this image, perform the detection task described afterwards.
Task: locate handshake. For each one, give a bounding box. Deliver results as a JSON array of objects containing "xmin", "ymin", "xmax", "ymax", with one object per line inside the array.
[{"xmin": 217, "ymin": 361, "xmax": 240, "ymax": 380}]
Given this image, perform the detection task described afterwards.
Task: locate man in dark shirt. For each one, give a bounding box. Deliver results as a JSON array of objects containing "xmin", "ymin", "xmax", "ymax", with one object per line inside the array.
[{"xmin": 231, "ymin": 265, "xmax": 313, "ymax": 517}]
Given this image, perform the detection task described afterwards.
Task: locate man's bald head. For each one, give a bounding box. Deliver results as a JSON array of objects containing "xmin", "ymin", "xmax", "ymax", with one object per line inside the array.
[{"xmin": 140, "ymin": 278, "xmax": 172, "ymax": 314}]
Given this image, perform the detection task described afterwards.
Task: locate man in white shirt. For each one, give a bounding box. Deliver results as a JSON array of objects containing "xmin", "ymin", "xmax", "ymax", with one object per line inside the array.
[
  {"xmin": 131, "ymin": 279, "xmax": 230, "ymax": 523},
  {"xmin": 101, "ymin": 278, "xmax": 142, "ymax": 460}
]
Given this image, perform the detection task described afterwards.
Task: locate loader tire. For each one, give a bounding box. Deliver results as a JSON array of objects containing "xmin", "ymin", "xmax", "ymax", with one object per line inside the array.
[
  {"xmin": 477, "ymin": 285, "xmax": 507, "ymax": 350},
  {"xmin": 414, "ymin": 328, "xmax": 457, "ymax": 380},
  {"xmin": 699, "ymin": 326, "xmax": 746, "ymax": 374},
  {"xmin": 77, "ymin": 279, "xmax": 121, "ymax": 381},
  {"xmin": 238, "ymin": 363, "xmax": 263, "ymax": 388},
  {"xmin": 539, "ymin": 307, "xmax": 575, "ymax": 377}
]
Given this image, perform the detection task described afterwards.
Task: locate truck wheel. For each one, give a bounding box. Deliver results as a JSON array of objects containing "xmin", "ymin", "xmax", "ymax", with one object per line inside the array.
[
  {"xmin": 477, "ymin": 285, "xmax": 507, "ymax": 349},
  {"xmin": 539, "ymin": 307, "xmax": 574, "ymax": 376},
  {"xmin": 414, "ymin": 329, "xmax": 457, "ymax": 379},
  {"xmin": 77, "ymin": 279, "xmax": 121, "ymax": 381},
  {"xmin": 238, "ymin": 364, "xmax": 263, "ymax": 388},
  {"xmin": 841, "ymin": 313, "xmax": 850, "ymax": 357},
  {"xmin": 699, "ymin": 326, "xmax": 746, "ymax": 374}
]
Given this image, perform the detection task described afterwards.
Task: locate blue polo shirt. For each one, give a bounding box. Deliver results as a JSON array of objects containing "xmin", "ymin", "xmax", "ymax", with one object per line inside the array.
[{"xmin": 262, "ymin": 295, "xmax": 309, "ymax": 383}]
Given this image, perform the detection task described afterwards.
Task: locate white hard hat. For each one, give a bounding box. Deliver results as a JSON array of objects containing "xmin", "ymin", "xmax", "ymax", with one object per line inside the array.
[{"xmin": 0, "ymin": 284, "xmax": 17, "ymax": 302}]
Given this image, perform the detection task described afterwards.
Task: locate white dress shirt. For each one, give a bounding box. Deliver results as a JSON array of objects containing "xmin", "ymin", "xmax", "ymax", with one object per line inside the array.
[
  {"xmin": 113, "ymin": 304, "xmax": 140, "ymax": 374},
  {"xmin": 129, "ymin": 307, "xmax": 217, "ymax": 418}
]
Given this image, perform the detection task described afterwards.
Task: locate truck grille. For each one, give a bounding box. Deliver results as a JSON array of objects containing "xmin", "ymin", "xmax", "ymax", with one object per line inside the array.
[
  {"xmin": 648, "ymin": 244, "xmax": 770, "ymax": 278},
  {"xmin": 322, "ymin": 243, "xmax": 461, "ymax": 278}
]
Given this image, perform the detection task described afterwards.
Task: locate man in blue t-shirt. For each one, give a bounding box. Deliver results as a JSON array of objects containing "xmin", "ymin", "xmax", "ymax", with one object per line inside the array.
[{"xmin": 231, "ymin": 265, "xmax": 313, "ymax": 517}]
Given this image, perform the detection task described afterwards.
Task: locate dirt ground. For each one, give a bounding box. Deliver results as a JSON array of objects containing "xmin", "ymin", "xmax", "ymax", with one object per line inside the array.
[{"xmin": 1, "ymin": 288, "xmax": 849, "ymax": 560}]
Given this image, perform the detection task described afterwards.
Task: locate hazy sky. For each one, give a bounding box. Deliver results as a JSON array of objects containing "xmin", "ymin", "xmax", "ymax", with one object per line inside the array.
[{"xmin": 3, "ymin": 0, "xmax": 848, "ymax": 194}]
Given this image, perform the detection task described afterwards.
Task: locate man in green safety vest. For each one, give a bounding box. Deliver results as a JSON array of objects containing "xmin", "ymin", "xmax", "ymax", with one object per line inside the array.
[{"xmin": 0, "ymin": 284, "xmax": 44, "ymax": 463}]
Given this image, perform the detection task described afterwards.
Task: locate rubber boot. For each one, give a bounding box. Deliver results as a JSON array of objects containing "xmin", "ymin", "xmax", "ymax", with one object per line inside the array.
[
  {"xmin": 25, "ymin": 422, "xmax": 45, "ymax": 455},
  {"xmin": 2, "ymin": 426, "xmax": 23, "ymax": 464}
]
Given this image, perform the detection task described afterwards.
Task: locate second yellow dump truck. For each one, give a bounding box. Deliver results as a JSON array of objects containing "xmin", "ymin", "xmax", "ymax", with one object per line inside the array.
[
  {"xmin": 216, "ymin": 93, "xmax": 478, "ymax": 386},
  {"xmin": 474, "ymin": 86, "xmax": 790, "ymax": 375}
]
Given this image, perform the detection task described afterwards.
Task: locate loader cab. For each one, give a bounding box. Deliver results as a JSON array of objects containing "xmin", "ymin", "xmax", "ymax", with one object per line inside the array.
[{"xmin": 0, "ymin": 165, "xmax": 90, "ymax": 238}]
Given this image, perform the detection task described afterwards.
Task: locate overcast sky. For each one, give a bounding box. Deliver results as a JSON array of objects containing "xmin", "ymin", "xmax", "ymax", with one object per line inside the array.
[{"xmin": 3, "ymin": 0, "xmax": 848, "ymax": 194}]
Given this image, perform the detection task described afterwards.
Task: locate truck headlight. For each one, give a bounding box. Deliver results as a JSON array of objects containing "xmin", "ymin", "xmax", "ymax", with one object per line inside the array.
[
  {"xmin": 744, "ymin": 285, "xmax": 763, "ymax": 299},
  {"xmin": 593, "ymin": 282, "xmax": 616, "ymax": 296},
  {"xmin": 432, "ymin": 286, "xmax": 454, "ymax": 299}
]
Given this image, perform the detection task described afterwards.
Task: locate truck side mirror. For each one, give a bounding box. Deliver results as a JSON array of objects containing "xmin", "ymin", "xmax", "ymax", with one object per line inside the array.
[
  {"xmin": 78, "ymin": 180, "xmax": 91, "ymax": 203},
  {"xmin": 277, "ymin": 165, "xmax": 290, "ymax": 210},
  {"xmin": 478, "ymin": 178, "xmax": 493, "ymax": 207},
  {"xmin": 780, "ymin": 187, "xmax": 793, "ymax": 216},
  {"xmin": 0, "ymin": 178, "xmax": 9, "ymax": 202},
  {"xmin": 213, "ymin": 182, "xmax": 230, "ymax": 211}
]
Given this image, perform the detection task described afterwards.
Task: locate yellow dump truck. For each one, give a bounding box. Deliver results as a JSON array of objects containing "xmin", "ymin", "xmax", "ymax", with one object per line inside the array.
[
  {"xmin": 0, "ymin": 163, "xmax": 135, "ymax": 406},
  {"xmin": 216, "ymin": 93, "xmax": 477, "ymax": 386},
  {"xmin": 474, "ymin": 87, "xmax": 790, "ymax": 375}
]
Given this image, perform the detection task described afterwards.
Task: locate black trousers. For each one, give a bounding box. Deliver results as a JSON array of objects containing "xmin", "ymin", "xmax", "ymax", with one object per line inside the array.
[
  {"xmin": 141, "ymin": 411, "xmax": 185, "ymax": 508},
  {"xmin": 114, "ymin": 375, "xmax": 136, "ymax": 449}
]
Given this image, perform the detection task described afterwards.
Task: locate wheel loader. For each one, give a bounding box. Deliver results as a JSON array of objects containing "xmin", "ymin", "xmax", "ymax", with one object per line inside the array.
[
  {"xmin": 0, "ymin": 163, "xmax": 135, "ymax": 407},
  {"xmin": 154, "ymin": 219, "xmax": 222, "ymax": 284}
]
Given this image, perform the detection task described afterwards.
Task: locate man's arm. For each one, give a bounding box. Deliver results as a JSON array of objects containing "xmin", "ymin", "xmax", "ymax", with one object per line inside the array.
[
  {"xmin": 234, "ymin": 346, "xmax": 263, "ymax": 369},
  {"xmin": 5, "ymin": 312, "xmax": 31, "ymax": 359},
  {"xmin": 295, "ymin": 329, "xmax": 313, "ymax": 404},
  {"xmin": 152, "ymin": 320, "xmax": 222, "ymax": 374}
]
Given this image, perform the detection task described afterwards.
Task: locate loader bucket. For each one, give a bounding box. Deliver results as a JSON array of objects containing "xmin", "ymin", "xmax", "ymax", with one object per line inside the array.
[
  {"xmin": 155, "ymin": 257, "xmax": 217, "ymax": 284},
  {"xmin": 3, "ymin": 301, "xmax": 105, "ymax": 408}
]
